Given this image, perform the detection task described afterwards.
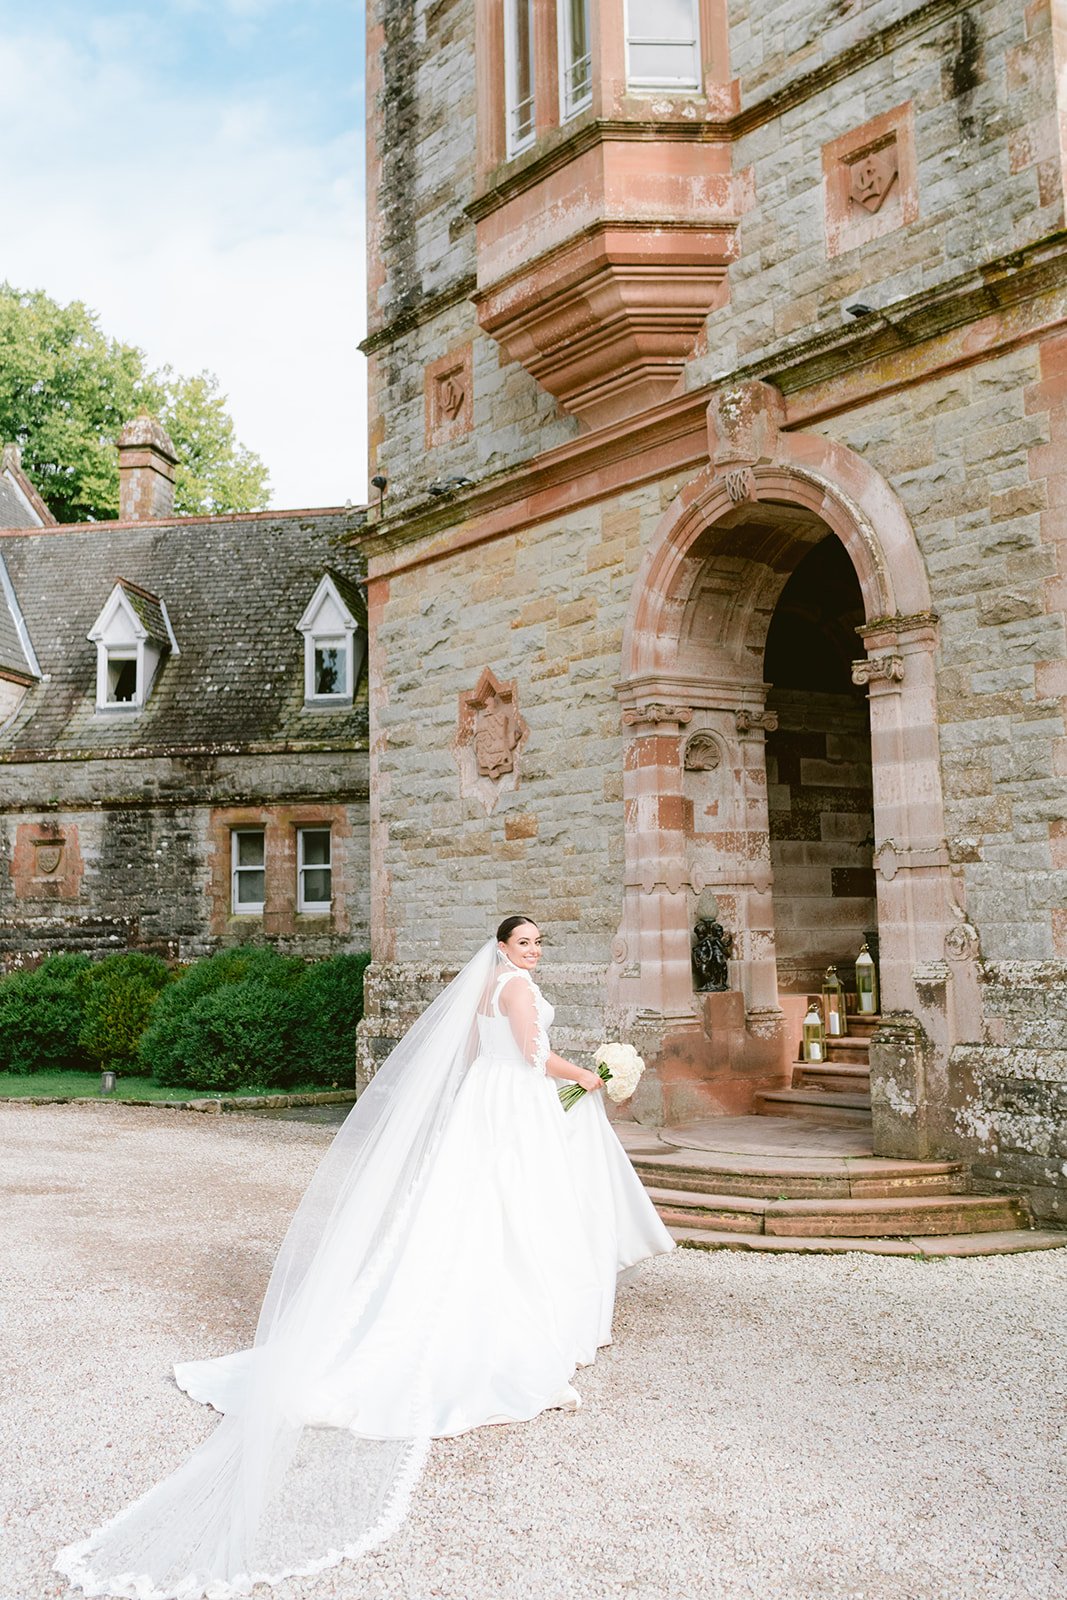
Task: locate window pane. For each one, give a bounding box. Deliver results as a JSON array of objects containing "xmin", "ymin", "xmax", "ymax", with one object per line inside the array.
[
  {"xmin": 506, "ymin": 0, "xmax": 536, "ymax": 151},
  {"xmin": 629, "ymin": 0, "xmax": 696, "ymax": 40},
  {"xmin": 236, "ymin": 831, "xmax": 265, "ymax": 867},
  {"xmin": 301, "ymin": 868, "xmax": 332, "ymax": 906},
  {"xmin": 300, "ymin": 829, "xmax": 331, "ymax": 867},
  {"xmin": 107, "ymin": 656, "xmax": 138, "ymax": 703},
  {"xmin": 627, "ymin": 41, "xmax": 699, "ymax": 83},
  {"xmin": 563, "ymin": 0, "xmax": 592, "ymax": 114},
  {"xmin": 314, "ymin": 643, "xmax": 346, "ymax": 696},
  {"xmin": 235, "ymin": 870, "xmax": 265, "ymax": 905}
]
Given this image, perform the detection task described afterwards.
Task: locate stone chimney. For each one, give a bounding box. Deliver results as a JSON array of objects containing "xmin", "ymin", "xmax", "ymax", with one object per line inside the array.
[{"xmin": 117, "ymin": 415, "xmax": 178, "ymax": 521}]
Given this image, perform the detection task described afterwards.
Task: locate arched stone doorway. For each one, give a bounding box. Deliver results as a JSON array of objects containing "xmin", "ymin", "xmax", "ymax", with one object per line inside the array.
[{"xmin": 613, "ymin": 383, "xmax": 958, "ymax": 1151}]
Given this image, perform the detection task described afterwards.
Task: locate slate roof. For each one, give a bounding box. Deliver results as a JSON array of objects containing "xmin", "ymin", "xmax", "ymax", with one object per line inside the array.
[
  {"xmin": 0, "ymin": 474, "xmax": 41, "ymax": 530},
  {"xmin": 111, "ymin": 580, "xmax": 173, "ymax": 647},
  {"xmin": 0, "ymin": 555, "xmax": 37, "ymax": 681},
  {"xmin": 0, "ymin": 508, "xmax": 369, "ymax": 754}
]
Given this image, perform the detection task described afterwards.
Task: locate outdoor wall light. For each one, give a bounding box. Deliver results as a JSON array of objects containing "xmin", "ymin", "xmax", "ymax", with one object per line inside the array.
[{"xmin": 370, "ymin": 474, "xmax": 388, "ymax": 514}]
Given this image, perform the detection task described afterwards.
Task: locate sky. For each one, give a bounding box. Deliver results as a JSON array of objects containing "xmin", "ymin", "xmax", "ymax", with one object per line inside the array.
[{"xmin": 0, "ymin": 1, "xmax": 366, "ymax": 509}]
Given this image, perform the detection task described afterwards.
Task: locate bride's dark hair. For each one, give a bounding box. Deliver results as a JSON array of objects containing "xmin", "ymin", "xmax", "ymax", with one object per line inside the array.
[{"xmin": 496, "ymin": 914, "xmax": 538, "ymax": 943}]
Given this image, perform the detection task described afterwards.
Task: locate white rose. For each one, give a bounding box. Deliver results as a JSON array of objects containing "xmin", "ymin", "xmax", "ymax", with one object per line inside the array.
[{"xmin": 594, "ymin": 1041, "xmax": 645, "ymax": 1103}]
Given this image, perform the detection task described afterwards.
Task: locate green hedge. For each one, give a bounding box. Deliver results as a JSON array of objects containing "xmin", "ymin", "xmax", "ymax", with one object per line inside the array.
[
  {"xmin": 0, "ymin": 947, "xmax": 370, "ymax": 1090},
  {"xmin": 0, "ymin": 953, "xmax": 94, "ymax": 1074}
]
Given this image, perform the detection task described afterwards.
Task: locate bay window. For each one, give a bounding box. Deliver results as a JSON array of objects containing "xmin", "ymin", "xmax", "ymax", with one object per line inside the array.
[{"xmin": 625, "ymin": 0, "xmax": 701, "ymax": 90}]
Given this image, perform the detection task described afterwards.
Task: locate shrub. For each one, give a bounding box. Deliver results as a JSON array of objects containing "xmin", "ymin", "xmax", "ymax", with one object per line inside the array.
[
  {"xmin": 292, "ymin": 952, "xmax": 371, "ymax": 1085},
  {"xmin": 153, "ymin": 982, "xmax": 304, "ymax": 1092},
  {"xmin": 0, "ymin": 953, "xmax": 93, "ymax": 1073},
  {"xmin": 79, "ymin": 953, "xmax": 171, "ymax": 1074},
  {"xmin": 139, "ymin": 945, "xmax": 305, "ymax": 1087}
]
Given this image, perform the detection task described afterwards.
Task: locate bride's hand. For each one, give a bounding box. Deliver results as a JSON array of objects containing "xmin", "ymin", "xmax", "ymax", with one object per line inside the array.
[{"xmin": 575, "ymin": 1068, "xmax": 604, "ymax": 1092}]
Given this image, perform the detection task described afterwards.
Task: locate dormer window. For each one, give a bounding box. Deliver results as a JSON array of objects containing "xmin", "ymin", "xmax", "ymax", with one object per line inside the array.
[
  {"xmin": 297, "ymin": 573, "xmax": 366, "ymax": 708},
  {"xmin": 87, "ymin": 580, "xmax": 178, "ymax": 714},
  {"xmin": 625, "ymin": 0, "xmax": 701, "ymax": 90}
]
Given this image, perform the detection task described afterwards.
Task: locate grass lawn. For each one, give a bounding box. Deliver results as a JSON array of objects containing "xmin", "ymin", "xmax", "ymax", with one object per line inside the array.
[{"xmin": 0, "ymin": 1071, "xmax": 351, "ymax": 1102}]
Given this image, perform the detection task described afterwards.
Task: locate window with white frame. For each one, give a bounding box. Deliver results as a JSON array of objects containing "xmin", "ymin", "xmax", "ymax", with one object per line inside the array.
[
  {"xmin": 313, "ymin": 638, "xmax": 347, "ymax": 698},
  {"xmin": 504, "ymin": 0, "xmax": 536, "ymax": 156},
  {"xmin": 297, "ymin": 828, "xmax": 332, "ymax": 913},
  {"xmin": 231, "ymin": 829, "xmax": 266, "ymax": 914},
  {"xmin": 625, "ymin": 0, "xmax": 701, "ymax": 90},
  {"xmin": 559, "ymin": 0, "xmax": 592, "ymax": 119},
  {"xmin": 297, "ymin": 574, "xmax": 365, "ymax": 707},
  {"xmin": 105, "ymin": 650, "xmax": 138, "ymax": 705}
]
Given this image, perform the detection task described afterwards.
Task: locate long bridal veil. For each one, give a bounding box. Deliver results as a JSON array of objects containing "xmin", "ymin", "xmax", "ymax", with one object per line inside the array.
[{"xmin": 57, "ymin": 939, "xmax": 502, "ymax": 1600}]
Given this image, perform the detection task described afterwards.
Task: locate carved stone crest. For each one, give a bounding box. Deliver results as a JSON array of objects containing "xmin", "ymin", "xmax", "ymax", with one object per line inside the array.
[
  {"xmin": 848, "ymin": 143, "xmax": 898, "ymax": 214},
  {"xmin": 453, "ymin": 667, "xmax": 529, "ymax": 814},
  {"xmin": 34, "ymin": 841, "xmax": 63, "ymax": 875}
]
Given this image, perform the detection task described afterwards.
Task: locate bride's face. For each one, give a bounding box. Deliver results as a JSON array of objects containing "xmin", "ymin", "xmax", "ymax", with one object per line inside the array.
[{"xmin": 500, "ymin": 923, "xmax": 542, "ymax": 971}]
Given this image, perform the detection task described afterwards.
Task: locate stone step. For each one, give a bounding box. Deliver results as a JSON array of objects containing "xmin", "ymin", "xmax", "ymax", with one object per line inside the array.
[
  {"xmin": 649, "ymin": 1188, "xmax": 1031, "ymax": 1239},
  {"xmin": 793, "ymin": 1063, "xmax": 871, "ymax": 1093},
  {"xmin": 825, "ymin": 1035, "xmax": 871, "ymax": 1061},
  {"xmin": 762, "ymin": 1192, "xmax": 1030, "ymax": 1237},
  {"xmin": 668, "ymin": 1226, "xmax": 1067, "ymax": 1257},
  {"xmin": 752, "ymin": 1088, "xmax": 872, "ymax": 1125},
  {"xmin": 629, "ymin": 1150, "xmax": 967, "ymax": 1200},
  {"xmin": 845, "ymin": 1013, "xmax": 880, "ymax": 1038}
]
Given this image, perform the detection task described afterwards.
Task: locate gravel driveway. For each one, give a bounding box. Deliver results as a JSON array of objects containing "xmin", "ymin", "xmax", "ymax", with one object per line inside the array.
[{"xmin": 2, "ymin": 1102, "xmax": 1065, "ymax": 1600}]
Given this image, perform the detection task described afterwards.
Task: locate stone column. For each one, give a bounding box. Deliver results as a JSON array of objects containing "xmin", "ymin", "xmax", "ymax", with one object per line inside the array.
[{"xmin": 855, "ymin": 612, "xmax": 952, "ymax": 1158}]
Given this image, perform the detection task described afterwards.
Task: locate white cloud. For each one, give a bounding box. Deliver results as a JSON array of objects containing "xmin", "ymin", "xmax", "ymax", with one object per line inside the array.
[{"xmin": 0, "ymin": 18, "xmax": 366, "ymax": 509}]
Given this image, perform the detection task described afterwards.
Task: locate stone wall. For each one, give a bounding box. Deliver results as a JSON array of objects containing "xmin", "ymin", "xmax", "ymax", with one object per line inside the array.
[
  {"xmin": 362, "ymin": 0, "xmax": 1067, "ymax": 1211},
  {"xmin": 0, "ymin": 751, "xmax": 371, "ymax": 964}
]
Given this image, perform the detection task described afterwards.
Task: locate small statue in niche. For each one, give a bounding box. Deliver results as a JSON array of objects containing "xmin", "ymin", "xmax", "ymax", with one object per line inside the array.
[{"xmin": 692, "ymin": 919, "xmax": 733, "ymax": 992}]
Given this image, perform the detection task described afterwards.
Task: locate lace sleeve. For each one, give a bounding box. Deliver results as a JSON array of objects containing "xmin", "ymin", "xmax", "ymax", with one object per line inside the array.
[{"xmin": 498, "ymin": 974, "xmax": 550, "ymax": 1074}]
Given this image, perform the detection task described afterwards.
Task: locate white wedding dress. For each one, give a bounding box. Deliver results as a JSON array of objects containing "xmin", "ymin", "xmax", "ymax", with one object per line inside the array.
[{"xmin": 57, "ymin": 947, "xmax": 673, "ymax": 1599}]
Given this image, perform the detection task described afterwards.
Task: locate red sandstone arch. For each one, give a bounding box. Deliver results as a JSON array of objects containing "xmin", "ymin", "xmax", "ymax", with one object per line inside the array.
[{"xmin": 614, "ymin": 401, "xmax": 953, "ymax": 1127}]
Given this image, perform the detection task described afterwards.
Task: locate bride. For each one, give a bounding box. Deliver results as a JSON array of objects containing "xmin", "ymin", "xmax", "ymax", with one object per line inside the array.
[{"xmin": 57, "ymin": 916, "xmax": 674, "ymax": 1598}]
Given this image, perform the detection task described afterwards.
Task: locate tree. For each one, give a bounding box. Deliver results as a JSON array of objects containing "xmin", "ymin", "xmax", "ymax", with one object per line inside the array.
[{"xmin": 0, "ymin": 283, "xmax": 270, "ymax": 522}]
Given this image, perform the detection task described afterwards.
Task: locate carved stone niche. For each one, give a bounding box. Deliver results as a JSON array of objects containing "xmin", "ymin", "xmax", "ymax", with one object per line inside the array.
[{"xmin": 452, "ymin": 667, "xmax": 530, "ymax": 815}]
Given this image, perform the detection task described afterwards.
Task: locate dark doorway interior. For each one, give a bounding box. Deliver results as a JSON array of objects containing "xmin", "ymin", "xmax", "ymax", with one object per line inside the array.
[{"xmin": 763, "ymin": 535, "xmax": 876, "ymax": 995}]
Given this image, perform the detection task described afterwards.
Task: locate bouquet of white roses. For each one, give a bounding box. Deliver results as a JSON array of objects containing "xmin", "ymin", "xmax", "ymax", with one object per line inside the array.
[{"xmin": 559, "ymin": 1040, "xmax": 645, "ymax": 1111}]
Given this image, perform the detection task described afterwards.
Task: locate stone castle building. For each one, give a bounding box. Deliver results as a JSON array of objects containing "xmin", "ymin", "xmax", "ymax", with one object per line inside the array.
[
  {"xmin": 0, "ymin": 422, "xmax": 370, "ymax": 960},
  {"xmin": 357, "ymin": 0, "xmax": 1067, "ymax": 1221}
]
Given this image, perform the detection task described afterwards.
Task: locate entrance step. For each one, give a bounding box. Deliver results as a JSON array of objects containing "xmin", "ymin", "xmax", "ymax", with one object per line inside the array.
[
  {"xmin": 628, "ymin": 1150, "xmax": 967, "ymax": 1201},
  {"xmin": 752, "ymin": 1087, "xmax": 872, "ymax": 1125},
  {"xmin": 845, "ymin": 1013, "xmax": 880, "ymax": 1038},
  {"xmin": 615, "ymin": 1117, "xmax": 1065, "ymax": 1258},
  {"xmin": 647, "ymin": 1188, "xmax": 1029, "ymax": 1239},
  {"xmin": 666, "ymin": 1226, "xmax": 1067, "ymax": 1257},
  {"xmin": 793, "ymin": 1063, "xmax": 870, "ymax": 1093},
  {"xmin": 825, "ymin": 1035, "xmax": 872, "ymax": 1062}
]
